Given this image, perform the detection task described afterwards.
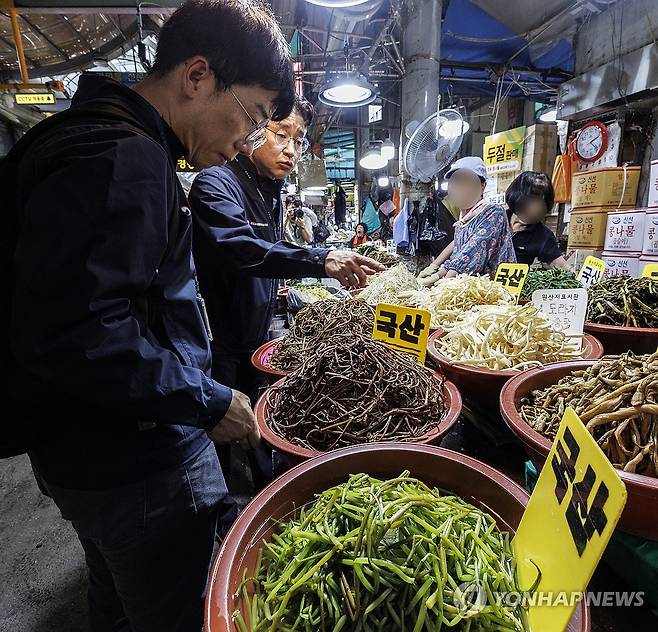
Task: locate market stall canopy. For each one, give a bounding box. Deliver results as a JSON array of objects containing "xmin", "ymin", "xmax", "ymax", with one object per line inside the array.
[
  {"xmin": 0, "ymin": 0, "xmax": 623, "ymax": 95},
  {"xmin": 0, "ymin": 0, "xmax": 176, "ymax": 80}
]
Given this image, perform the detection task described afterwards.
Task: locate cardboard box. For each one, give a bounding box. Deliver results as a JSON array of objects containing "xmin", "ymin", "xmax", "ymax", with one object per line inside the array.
[
  {"xmin": 567, "ymin": 209, "xmax": 610, "ymax": 249},
  {"xmin": 521, "ymin": 124, "xmax": 558, "ymax": 175},
  {"xmin": 571, "ymin": 167, "xmax": 640, "ymax": 209},
  {"xmin": 642, "ymin": 210, "xmax": 658, "ymax": 256},
  {"xmin": 602, "ymin": 251, "xmax": 642, "ymax": 279},
  {"xmin": 604, "ymin": 209, "xmax": 646, "ymax": 252},
  {"xmin": 566, "ymin": 248, "xmax": 603, "ymax": 274}
]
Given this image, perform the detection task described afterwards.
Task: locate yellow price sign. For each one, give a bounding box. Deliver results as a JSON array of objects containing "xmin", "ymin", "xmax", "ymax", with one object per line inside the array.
[
  {"xmin": 513, "ymin": 409, "xmax": 627, "ymax": 632},
  {"xmin": 641, "ymin": 262, "xmax": 658, "ymax": 279},
  {"xmin": 494, "ymin": 263, "xmax": 529, "ymax": 301},
  {"xmin": 14, "ymin": 92, "xmax": 55, "ymax": 105},
  {"xmin": 577, "ymin": 255, "xmax": 606, "ymax": 288},
  {"xmin": 373, "ymin": 303, "xmax": 431, "ymax": 363}
]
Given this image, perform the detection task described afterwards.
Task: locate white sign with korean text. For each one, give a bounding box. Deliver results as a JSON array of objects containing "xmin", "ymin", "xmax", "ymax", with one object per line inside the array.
[
  {"xmin": 649, "ymin": 160, "xmax": 658, "ymax": 208},
  {"xmin": 532, "ymin": 288, "xmax": 588, "ymax": 348}
]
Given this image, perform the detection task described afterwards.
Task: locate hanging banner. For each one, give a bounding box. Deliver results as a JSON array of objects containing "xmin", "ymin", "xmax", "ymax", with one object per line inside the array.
[{"xmin": 483, "ymin": 126, "xmax": 526, "ymax": 174}]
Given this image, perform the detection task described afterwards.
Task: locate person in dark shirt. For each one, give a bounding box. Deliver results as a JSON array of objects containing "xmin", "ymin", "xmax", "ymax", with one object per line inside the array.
[
  {"xmin": 506, "ymin": 171, "xmax": 568, "ymax": 268},
  {"xmin": 2, "ymin": 1, "xmax": 297, "ymax": 630}
]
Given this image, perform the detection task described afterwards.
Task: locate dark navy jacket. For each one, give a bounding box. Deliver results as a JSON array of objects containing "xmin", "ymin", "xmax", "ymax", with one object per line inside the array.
[
  {"xmin": 189, "ymin": 156, "xmax": 329, "ymax": 356},
  {"xmin": 5, "ymin": 75, "xmax": 231, "ymax": 488}
]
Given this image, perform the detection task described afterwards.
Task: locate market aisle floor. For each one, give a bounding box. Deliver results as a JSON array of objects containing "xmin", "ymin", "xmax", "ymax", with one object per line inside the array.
[{"xmin": 0, "ymin": 455, "xmax": 88, "ymax": 632}]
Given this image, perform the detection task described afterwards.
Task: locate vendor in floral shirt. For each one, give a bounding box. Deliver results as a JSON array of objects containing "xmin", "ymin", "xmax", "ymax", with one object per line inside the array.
[{"xmin": 418, "ymin": 156, "xmax": 516, "ymax": 286}]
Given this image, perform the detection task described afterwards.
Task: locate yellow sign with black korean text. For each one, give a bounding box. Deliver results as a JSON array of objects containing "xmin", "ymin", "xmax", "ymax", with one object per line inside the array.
[
  {"xmin": 373, "ymin": 303, "xmax": 431, "ymax": 363},
  {"xmin": 513, "ymin": 409, "xmax": 627, "ymax": 632},
  {"xmin": 14, "ymin": 92, "xmax": 55, "ymax": 105},
  {"xmin": 483, "ymin": 126, "xmax": 526, "ymax": 174},
  {"xmin": 494, "ymin": 263, "xmax": 529, "ymax": 302},
  {"xmin": 176, "ymin": 158, "xmax": 198, "ymax": 173},
  {"xmin": 577, "ymin": 255, "xmax": 606, "ymax": 287},
  {"xmin": 641, "ymin": 262, "xmax": 658, "ymax": 279}
]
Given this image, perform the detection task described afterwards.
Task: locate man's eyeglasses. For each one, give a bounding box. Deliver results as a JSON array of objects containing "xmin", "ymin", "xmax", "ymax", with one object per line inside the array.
[
  {"xmin": 267, "ymin": 128, "xmax": 309, "ymax": 155},
  {"xmin": 228, "ymin": 86, "xmax": 269, "ymax": 150}
]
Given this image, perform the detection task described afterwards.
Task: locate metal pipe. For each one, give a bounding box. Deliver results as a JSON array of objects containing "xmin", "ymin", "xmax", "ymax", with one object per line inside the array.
[{"xmin": 9, "ymin": 7, "xmax": 29, "ymax": 85}]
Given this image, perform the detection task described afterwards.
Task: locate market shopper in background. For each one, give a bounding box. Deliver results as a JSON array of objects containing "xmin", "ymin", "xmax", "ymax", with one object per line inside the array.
[
  {"xmin": 284, "ymin": 195, "xmax": 314, "ymax": 246},
  {"xmin": 351, "ymin": 222, "xmax": 369, "ymax": 247},
  {"xmin": 506, "ymin": 171, "xmax": 568, "ymax": 268},
  {"xmin": 418, "ymin": 156, "xmax": 516, "ymax": 286},
  {"xmin": 2, "ymin": 1, "xmax": 296, "ymax": 631}
]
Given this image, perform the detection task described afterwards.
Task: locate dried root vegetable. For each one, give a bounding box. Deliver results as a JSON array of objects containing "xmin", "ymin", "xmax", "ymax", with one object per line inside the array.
[
  {"xmin": 233, "ymin": 472, "xmax": 527, "ymax": 632},
  {"xmin": 359, "ymin": 263, "xmax": 419, "ymax": 305},
  {"xmin": 587, "ymin": 276, "xmax": 658, "ymax": 328},
  {"xmin": 270, "ymin": 299, "xmax": 375, "ymax": 372},
  {"xmin": 404, "ymin": 274, "xmax": 515, "ymax": 328},
  {"xmin": 437, "ymin": 304, "xmax": 587, "ymax": 371},
  {"xmin": 268, "ymin": 334, "xmax": 446, "ymax": 452},
  {"xmin": 520, "ymin": 352, "xmax": 658, "ymax": 477}
]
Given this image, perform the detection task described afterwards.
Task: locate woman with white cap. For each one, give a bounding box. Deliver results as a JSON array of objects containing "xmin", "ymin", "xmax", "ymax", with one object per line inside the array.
[{"xmin": 418, "ymin": 156, "xmax": 516, "ymax": 286}]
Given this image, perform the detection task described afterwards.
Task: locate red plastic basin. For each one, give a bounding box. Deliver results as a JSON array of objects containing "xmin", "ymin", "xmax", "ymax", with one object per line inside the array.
[
  {"xmin": 205, "ymin": 444, "xmax": 590, "ymax": 632},
  {"xmin": 426, "ymin": 329, "xmax": 604, "ymax": 410},
  {"xmin": 250, "ymin": 339, "xmax": 288, "ymax": 381},
  {"xmin": 254, "ymin": 374, "xmax": 462, "ymax": 463},
  {"xmin": 500, "ymin": 360, "xmax": 658, "ymax": 541},
  {"xmin": 584, "ymin": 322, "xmax": 658, "ymax": 355}
]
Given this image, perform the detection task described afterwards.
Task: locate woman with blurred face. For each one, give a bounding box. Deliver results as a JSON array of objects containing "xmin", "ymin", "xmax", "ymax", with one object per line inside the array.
[
  {"xmin": 506, "ymin": 171, "xmax": 567, "ymax": 268},
  {"xmin": 418, "ymin": 156, "xmax": 516, "ymax": 285}
]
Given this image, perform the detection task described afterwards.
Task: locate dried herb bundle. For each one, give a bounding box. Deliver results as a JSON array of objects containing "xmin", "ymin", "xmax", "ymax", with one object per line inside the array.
[
  {"xmin": 520, "ymin": 352, "xmax": 658, "ymax": 476},
  {"xmin": 268, "ymin": 334, "xmax": 447, "ymax": 452},
  {"xmin": 587, "ymin": 277, "xmax": 658, "ymax": 328},
  {"xmin": 270, "ymin": 299, "xmax": 375, "ymax": 372}
]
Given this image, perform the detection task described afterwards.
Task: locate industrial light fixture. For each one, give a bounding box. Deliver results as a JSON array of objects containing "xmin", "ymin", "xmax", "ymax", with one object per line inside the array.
[
  {"xmin": 440, "ymin": 181, "xmax": 449, "ymax": 192},
  {"xmin": 359, "ymin": 143, "xmax": 387, "ymax": 170},
  {"xmin": 304, "ymin": 0, "xmax": 373, "ymax": 8},
  {"xmin": 381, "ymin": 136, "xmax": 395, "ymax": 160},
  {"xmin": 439, "ymin": 118, "xmax": 470, "ymax": 139},
  {"xmin": 319, "ymin": 72, "xmax": 378, "ymax": 108},
  {"xmin": 539, "ymin": 106, "xmax": 557, "ymax": 123},
  {"xmin": 377, "ymin": 175, "xmax": 390, "ymax": 187}
]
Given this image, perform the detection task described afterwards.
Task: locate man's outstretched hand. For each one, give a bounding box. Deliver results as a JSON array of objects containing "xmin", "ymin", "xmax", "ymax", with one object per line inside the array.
[{"xmin": 324, "ymin": 251, "xmax": 385, "ymax": 288}]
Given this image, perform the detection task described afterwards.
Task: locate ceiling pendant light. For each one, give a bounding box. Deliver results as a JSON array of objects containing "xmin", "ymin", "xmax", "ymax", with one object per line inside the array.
[
  {"xmin": 439, "ymin": 118, "xmax": 470, "ymax": 139},
  {"xmin": 539, "ymin": 106, "xmax": 557, "ymax": 122},
  {"xmin": 377, "ymin": 175, "xmax": 390, "ymax": 187},
  {"xmin": 381, "ymin": 136, "xmax": 395, "ymax": 160},
  {"xmin": 359, "ymin": 144, "xmax": 387, "ymax": 170},
  {"xmin": 319, "ymin": 72, "xmax": 378, "ymax": 108}
]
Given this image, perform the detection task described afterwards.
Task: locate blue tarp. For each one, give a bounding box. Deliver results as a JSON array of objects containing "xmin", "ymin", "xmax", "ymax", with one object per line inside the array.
[{"xmin": 439, "ymin": 0, "xmax": 579, "ymax": 99}]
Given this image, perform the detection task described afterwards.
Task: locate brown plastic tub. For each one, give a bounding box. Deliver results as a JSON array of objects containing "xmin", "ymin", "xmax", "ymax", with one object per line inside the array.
[
  {"xmin": 584, "ymin": 322, "xmax": 658, "ymax": 355},
  {"xmin": 500, "ymin": 360, "xmax": 658, "ymax": 541},
  {"xmin": 254, "ymin": 375, "xmax": 462, "ymax": 463},
  {"xmin": 205, "ymin": 444, "xmax": 590, "ymax": 632},
  {"xmin": 250, "ymin": 339, "xmax": 288, "ymax": 382},
  {"xmin": 426, "ymin": 329, "xmax": 604, "ymax": 410}
]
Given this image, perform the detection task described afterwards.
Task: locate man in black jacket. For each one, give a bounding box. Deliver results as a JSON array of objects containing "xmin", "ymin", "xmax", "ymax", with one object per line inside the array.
[
  {"xmin": 189, "ymin": 96, "xmax": 382, "ymax": 398},
  {"xmin": 3, "ymin": 1, "xmax": 295, "ymax": 630}
]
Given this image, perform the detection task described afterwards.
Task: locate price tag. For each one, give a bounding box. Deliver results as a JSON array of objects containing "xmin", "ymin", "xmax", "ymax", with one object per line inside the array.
[
  {"xmin": 494, "ymin": 263, "xmax": 529, "ymax": 302},
  {"xmin": 641, "ymin": 262, "xmax": 658, "ymax": 279},
  {"xmin": 373, "ymin": 303, "xmax": 431, "ymax": 363},
  {"xmin": 577, "ymin": 255, "xmax": 606, "ymax": 288},
  {"xmin": 513, "ymin": 409, "xmax": 627, "ymax": 632},
  {"xmin": 531, "ymin": 288, "xmax": 588, "ymax": 348}
]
